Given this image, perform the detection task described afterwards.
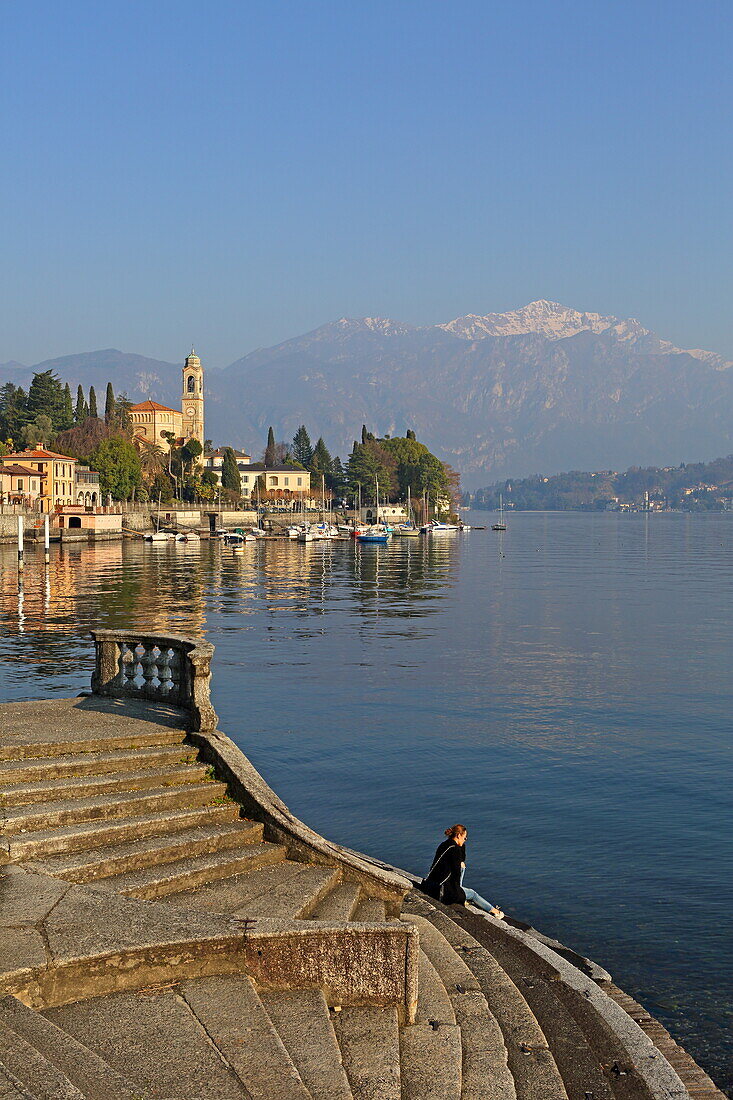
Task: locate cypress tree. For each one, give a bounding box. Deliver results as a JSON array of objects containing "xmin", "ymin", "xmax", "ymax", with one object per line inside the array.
[
  {"xmin": 75, "ymin": 385, "xmax": 85, "ymax": 423},
  {"xmin": 89, "ymin": 386, "xmax": 98, "ymax": 419},
  {"xmin": 264, "ymin": 426, "xmax": 276, "ymax": 467},
  {"xmin": 104, "ymin": 381, "xmax": 115, "ymax": 424},
  {"xmin": 62, "ymin": 383, "xmax": 74, "ymax": 429}
]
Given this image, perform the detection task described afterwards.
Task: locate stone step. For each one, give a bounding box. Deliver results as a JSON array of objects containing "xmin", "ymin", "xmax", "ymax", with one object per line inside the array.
[
  {"xmin": 404, "ymin": 914, "xmax": 516, "ymax": 1100},
  {"xmin": 415, "ymin": 949, "xmax": 457, "ymax": 1025},
  {"xmin": 180, "ymin": 976, "xmax": 311, "ymax": 1100},
  {"xmin": 5, "ymin": 802, "xmax": 240, "ymax": 861},
  {"xmin": 398, "ymin": 949, "xmax": 462, "ymax": 1100},
  {"xmin": 333, "ymin": 1005, "xmax": 401, "ymax": 1100},
  {"xmin": 400, "ymin": 1020, "xmax": 463, "ymax": 1100},
  {"xmin": 445, "ymin": 909, "xmax": 636, "ymax": 1100},
  {"xmin": 352, "ymin": 896, "xmax": 387, "ymax": 921},
  {"xmin": 169, "ymin": 858, "xmax": 306, "ymax": 914},
  {"xmin": 0, "ymin": 1063, "xmax": 39, "ymax": 1099},
  {"xmin": 45, "ymin": 987, "xmax": 251, "ymax": 1099},
  {"xmin": 260, "ymin": 988, "xmax": 354, "ymax": 1100},
  {"xmin": 406, "ymin": 898, "xmax": 568, "ymax": 1100},
  {"xmin": 0, "ymin": 1021, "xmax": 85, "ymax": 1100},
  {"xmin": 107, "ymin": 841, "xmax": 288, "ymax": 899},
  {"xmin": 234, "ymin": 864, "xmax": 341, "ymax": 919},
  {"xmin": 28, "ymin": 820, "xmax": 264, "ymax": 883},
  {"xmin": 1, "ymin": 762, "xmax": 211, "ymax": 807},
  {"xmin": 0, "ymin": 995, "xmax": 139, "ymax": 1100},
  {"xmin": 308, "ymin": 882, "xmax": 361, "ymax": 920},
  {"xmin": 0, "ymin": 726, "xmax": 187, "ymax": 762},
  {"xmin": 3, "ymin": 780, "xmax": 230, "ymax": 834},
  {"xmin": 0, "ymin": 742, "xmax": 198, "ymax": 785}
]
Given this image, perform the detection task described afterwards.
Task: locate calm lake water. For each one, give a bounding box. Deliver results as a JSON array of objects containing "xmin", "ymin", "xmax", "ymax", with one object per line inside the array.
[{"xmin": 0, "ymin": 512, "xmax": 731, "ymax": 1091}]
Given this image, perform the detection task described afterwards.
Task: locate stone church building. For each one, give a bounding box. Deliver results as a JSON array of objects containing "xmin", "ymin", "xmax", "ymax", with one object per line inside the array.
[{"xmin": 130, "ymin": 350, "xmax": 205, "ymax": 457}]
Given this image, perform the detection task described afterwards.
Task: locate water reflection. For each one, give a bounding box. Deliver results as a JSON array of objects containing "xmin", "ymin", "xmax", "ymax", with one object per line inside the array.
[{"xmin": 0, "ymin": 517, "xmax": 732, "ymax": 1087}]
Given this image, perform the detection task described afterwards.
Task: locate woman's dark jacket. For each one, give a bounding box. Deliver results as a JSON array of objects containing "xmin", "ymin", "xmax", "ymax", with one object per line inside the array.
[{"xmin": 420, "ymin": 839, "xmax": 466, "ymax": 904}]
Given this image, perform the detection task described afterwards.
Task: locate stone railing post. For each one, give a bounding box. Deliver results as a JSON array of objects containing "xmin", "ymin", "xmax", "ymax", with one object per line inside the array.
[
  {"xmin": 91, "ymin": 635, "xmax": 121, "ymax": 696},
  {"xmin": 183, "ymin": 643, "xmax": 218, "ymax": 733},
  {"xmin": 89, "ymin": 629, "xmax": 218, "ymax": 731}
]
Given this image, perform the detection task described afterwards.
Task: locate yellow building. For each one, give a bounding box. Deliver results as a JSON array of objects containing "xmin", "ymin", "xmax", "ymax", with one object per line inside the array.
[
  {"xmin": 129, "ymin": 400, "xmax": 183, "ymax": 448},
  {"xmin": 2, "ymin": 446, "xmax": 77, "ymax": 512},
  {"xmin": 130, "ymin": 349, "xmax": 205, "ymax": 458},
  {"xmin": 0, "ymin": 462, "xmax": 45, "ymax": 507},
  {"xmin": 244, "ymin": 464, "xmax": 311, "ymax": 499}
]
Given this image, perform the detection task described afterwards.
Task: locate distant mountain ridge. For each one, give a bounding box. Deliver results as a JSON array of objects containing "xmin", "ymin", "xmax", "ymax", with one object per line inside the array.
[{"xmin": 4, "ymin": 302, "xmax": 733, "ymax": 484}]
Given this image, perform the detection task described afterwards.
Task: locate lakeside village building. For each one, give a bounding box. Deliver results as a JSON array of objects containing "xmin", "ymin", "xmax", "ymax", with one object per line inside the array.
[
  {"xmin": 0, "ymin": 447, "xmax": 100, "ymax": 511},
  {"xmin": 203, "ymin": 449, "xmax": 312, "ymax": 502},
  {"xmin": 130, "ymin": 351, "xmax": 312, "ymax": 501},
  {"xmin": 1, "ymin": 351, "xmax": 311, "ymax": 512},
  {"xmin": 129, "ymin": 349, "xmax": 205, "ymax": 457}
]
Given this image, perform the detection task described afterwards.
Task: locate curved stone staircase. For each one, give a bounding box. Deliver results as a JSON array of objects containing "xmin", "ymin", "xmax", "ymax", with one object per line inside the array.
[{"xmin": 0, "ymin": 696, "xmax": 724, "ymax": 1100}]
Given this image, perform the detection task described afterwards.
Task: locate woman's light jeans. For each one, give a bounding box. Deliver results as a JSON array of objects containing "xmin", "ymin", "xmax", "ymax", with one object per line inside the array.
[{"xmin": 460, "ymin": 867, "xmax": 497, "ymax": 914}]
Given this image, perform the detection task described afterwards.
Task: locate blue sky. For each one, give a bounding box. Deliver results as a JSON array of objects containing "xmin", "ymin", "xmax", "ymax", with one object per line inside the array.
[{"xmin": 2, "ymin": 0, "xmax": 732, "ymax": 366}]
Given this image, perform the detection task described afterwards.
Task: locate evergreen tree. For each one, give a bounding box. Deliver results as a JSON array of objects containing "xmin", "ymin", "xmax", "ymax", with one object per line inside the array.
[
  {"xmin": 310, "ymin": 437, "xmax": 333, "ymax": 484},
  {"xmin": 75, "ymin": 385, "xmax": 85, "ymax": 423},
  {"xmin": 264, "ymin": 426, "xmax": 277, "ymax": 467},
  {"xmin": 220, "ymin": 447, "xmax": 241, "ymax": 494},
  {"xmin": 116, "ymin": 391, "xmax": 133, "ymax": 431},
  {"xmin": 331, "ymin": 456, "xmax": 346, "ymax": 496},
  {"xmin": 361, "ymin": 424, "xmax": 368, "ymax": 445},
  {"xmin": 0, "ymin": 383, "xmax": 28, "ymax": 442},
  {"xmin": 62, "ymin": 383, "xmax": 74, "ymax": 429},
  {"xmin": 83, "ymin": 400, "xmax": 89, "ymax": 420},
  {"xmin": 291, "ymin": 425, "xmax": 313, "ymax": 467},
  {"xmin": 27, "ymin": 370, "xmax": 65, "ymax": 428},
  {"xmin": 89, "ymin": 386, "xmax": 98, "ymax": 419},
  {"xmin": 104, "ymin": 382, "xmax": 115, "ymax": 424},
  {"xmin": 406, "ymin": 429, "xmax": 416, "ymax": 440},
  {"xmin": 347, "ymin": 440, "xmax": 398, "ymax": 502}
]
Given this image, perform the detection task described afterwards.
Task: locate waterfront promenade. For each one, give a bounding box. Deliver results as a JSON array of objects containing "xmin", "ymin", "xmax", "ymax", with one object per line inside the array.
[{"xmin": 0, "ymin": 630, "xmax": 724, "ymax": 1099}]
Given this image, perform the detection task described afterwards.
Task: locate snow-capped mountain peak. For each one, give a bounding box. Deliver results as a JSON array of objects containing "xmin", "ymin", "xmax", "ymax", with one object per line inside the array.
[{"xmin": 438, "ymin": 299, "xmax": 649, "ymax": 342}]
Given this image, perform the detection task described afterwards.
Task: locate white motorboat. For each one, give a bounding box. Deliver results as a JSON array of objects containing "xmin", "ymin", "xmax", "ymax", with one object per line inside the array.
[{"xmin": 421, "ymin": 521, "xmax": 460, "ymax": 533}]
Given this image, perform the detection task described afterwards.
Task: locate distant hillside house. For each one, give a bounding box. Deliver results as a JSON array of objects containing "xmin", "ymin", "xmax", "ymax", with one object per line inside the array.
[
  {"xmin": 1, "ymin": 447, "xmax": 77, "ymax": 511},
  {"xmin": 130, "ymin": 349, "xmax": 205, "ymax": 462},
  {"xmin": 203, "ymin": 448, "xmax": 251, "ymax": 485}
]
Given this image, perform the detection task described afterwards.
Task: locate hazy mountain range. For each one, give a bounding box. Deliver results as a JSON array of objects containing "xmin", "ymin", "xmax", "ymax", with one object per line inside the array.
[{"xmin": 4, "ymin": 300, "xmax": 733, "ymax": 486}]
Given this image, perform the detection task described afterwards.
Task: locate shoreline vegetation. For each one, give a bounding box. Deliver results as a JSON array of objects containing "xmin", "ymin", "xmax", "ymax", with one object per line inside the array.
[{"xmin": 469, "ymin": 453, "xmax": 733, "ymax": 513}]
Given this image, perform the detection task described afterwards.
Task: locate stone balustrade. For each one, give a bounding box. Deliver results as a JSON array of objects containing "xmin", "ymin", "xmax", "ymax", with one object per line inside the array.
[{"xmin": 89, "ymin": 629, "xmax": 218, "ymax": 731}]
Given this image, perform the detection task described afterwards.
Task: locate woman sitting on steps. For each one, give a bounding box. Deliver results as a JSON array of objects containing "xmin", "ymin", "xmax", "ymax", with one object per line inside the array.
[{"xmin": 420, "ymin": 824, "xmax": 504, "ymax": 918}]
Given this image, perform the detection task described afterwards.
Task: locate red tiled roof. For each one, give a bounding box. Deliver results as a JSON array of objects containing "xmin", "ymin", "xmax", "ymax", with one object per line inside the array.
[
  {"xmin": 130, "ymin": 400, "xmax": 181, "ymax": 414},
  {"xmin": 3, "ymin": 448, "xmax": 76, "ymax": 462},
  {"xmin": 0, "ymin": 464, "xmax": 47, "ymax": 477}
]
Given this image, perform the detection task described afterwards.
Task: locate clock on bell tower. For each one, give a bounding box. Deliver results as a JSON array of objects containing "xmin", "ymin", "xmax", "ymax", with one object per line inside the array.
[{"xmin": 181, "ymin": 348, "xmax": 205, "ymax": 453}]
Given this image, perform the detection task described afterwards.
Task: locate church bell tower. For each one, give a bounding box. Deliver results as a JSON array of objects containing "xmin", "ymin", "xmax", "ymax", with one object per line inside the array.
[{"xmin": 181, "ymin": 348, "xmax": 205, "ymax": 450}]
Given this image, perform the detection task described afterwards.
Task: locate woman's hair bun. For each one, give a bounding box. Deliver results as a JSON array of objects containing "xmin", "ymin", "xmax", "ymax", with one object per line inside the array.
[{"xmin": 445, "ymin": 824, "xmax": 466, "ymax": 839}]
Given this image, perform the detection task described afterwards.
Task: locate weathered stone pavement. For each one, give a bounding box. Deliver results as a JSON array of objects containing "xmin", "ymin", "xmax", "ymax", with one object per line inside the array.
[{"xmin": 0, "ymin": 660, "xmax": 725, "ymax": 1099}]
